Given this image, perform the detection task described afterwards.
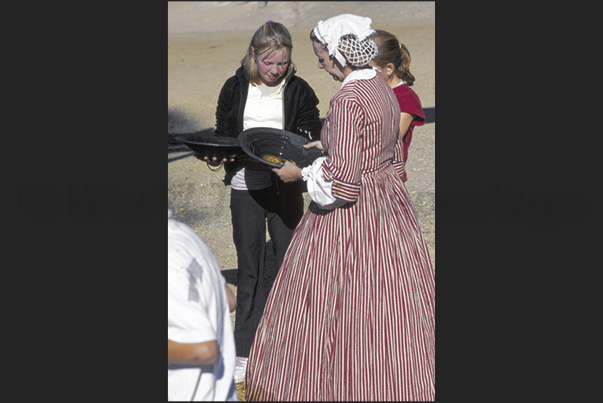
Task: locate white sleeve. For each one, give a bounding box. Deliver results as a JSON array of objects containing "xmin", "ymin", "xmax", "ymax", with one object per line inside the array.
[
  {"xmin": 168, "ymin": 221, "xmax": 218, "ymax": 344},
  {"xmin": 301, "ymin": 156, "xmax": 347, "ymax": 210}
]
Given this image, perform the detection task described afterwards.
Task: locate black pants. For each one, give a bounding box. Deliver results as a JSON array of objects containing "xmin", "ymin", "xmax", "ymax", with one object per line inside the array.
[{"xmin": 230, "ymin": 181, "xmax": 304, "ymax": 357}]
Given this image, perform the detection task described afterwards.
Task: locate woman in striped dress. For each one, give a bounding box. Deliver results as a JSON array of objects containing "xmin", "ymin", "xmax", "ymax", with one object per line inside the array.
[{"xmin": 245, "ymin": 14, "xmax": 435, "ymax": 401}]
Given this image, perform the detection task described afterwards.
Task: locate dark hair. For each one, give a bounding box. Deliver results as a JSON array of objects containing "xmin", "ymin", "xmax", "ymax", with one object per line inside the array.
[
  {"xmin": 370, "ymin": 30, "xmax": 416, "ymax": 86},
  {"xmin": 241, "ymin": 21, "xmax": 295, "ymax": 84},
  {"xmin": 309, "ymin": 29, "xmax": 323, "ymax": 47}
]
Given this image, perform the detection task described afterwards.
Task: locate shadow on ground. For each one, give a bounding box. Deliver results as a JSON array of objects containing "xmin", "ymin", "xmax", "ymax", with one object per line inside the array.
[
  {"xmin": 168, "ymin": 127, "xmax": 217, "ymax": 163},
  {"xmin": 423, "ymin": 107, "xmax": 434, "ymax": 124}
]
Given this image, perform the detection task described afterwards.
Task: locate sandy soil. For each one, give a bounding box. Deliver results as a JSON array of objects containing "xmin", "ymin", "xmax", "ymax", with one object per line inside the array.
[{"xmin": 168, "ymin": 1, "xmax": 435, "ymax": 276}]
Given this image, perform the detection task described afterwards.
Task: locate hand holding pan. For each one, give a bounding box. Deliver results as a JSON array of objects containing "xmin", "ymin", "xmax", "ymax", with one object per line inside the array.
[{"xmin": 177, "ymin": 131, "xmax": 244, "ymax": 170}]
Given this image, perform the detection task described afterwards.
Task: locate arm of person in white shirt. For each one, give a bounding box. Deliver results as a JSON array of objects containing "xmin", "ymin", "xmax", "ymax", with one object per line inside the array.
[
  {"xmin": 167, "ymin": 283, "xmax": 235, "ymax": 366},
  {"xmin": 225, "ymin": 283, "xmax": 236, "ymax": 312},
  {"xmin": 168, "ymin": 339, "xmax": 219, "ymax": 366}
]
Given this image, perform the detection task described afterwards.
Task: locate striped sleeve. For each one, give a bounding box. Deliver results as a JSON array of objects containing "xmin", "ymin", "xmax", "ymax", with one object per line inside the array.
[
  {"xmin": 322, "ymin": 96, "xmax": 363, "ymax": 202},
  {"xmin": 301, "ymin": 156, "xmax": 347, "ymax": 209}
]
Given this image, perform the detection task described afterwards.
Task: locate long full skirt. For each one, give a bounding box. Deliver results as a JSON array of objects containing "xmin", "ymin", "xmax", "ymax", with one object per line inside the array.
[{"xmin": 245, "ymin": 168, "xmax": 435, "ymax": 401}]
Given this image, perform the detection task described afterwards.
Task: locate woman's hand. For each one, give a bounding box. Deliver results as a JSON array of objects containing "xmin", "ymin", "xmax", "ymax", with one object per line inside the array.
[
  {"xmin": 303, "ymin": 140, "xmax": 324, "ymax": 152},
  {"xmin": 272, "ymin": 160, "xmax": 303, "ymax": 183},
  {"xmin": 272, "ymin": 142, "xmax": 323, "ymax": 182}
]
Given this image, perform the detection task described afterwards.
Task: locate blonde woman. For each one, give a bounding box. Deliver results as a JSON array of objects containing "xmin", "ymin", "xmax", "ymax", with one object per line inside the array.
[{"xmin": 211, "ymin": 21, "xmax": 322, "ymax": 383}]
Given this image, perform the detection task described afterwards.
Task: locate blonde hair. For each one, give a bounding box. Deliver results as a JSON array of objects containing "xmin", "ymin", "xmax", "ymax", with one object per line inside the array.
[
  {"xmin": 370, "ymin": 30, "xmax": 416, "ymax": 86},
  {"xmin": 241, "ymin": 21, "xmax": 296, "ymax": 84}
]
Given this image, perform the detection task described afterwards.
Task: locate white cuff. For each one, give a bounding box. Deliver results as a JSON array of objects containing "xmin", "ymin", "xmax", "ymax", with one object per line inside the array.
[{"xmin": 301, "ymin": 157, "xmax": 346, "ymax": 210}]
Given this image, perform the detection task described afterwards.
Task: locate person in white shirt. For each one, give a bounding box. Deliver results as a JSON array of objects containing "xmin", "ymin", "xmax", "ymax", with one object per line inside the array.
[{"xmin": 168, "ymin": 210, "xmax": 238, "ymax": 401}]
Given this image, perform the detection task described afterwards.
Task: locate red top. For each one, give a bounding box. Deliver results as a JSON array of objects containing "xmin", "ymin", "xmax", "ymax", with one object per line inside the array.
[{"xmin": 392, "ymin": 84, "xmax": 425, "ymax": 182}]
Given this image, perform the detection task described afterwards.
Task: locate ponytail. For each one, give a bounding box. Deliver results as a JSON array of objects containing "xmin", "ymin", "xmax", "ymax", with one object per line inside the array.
[
  {"xmin": 370, "ymin": 30, "xmax": 417, "ymax": 86},
  {"xmin": 398, "ymin": 43, "xmax": 415, "ymax": 86}
]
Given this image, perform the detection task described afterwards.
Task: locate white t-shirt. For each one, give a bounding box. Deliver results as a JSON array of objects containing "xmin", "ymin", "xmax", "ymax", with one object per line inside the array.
[
  {"xmin": 168, "ymin": 211, "xmax": 237, "ymax": 401},
  {"xmin": 231, "ymin": 81, "xmax": 285, "ymax": 190}
]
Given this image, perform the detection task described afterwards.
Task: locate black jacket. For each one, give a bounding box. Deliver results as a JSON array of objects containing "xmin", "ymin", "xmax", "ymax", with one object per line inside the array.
[
  {"xmin": 215, "ymin": 66, "xmax": 322, "ymax": 139},
  {"xmin": 215, "ymin": 66, "xmax": 322, "ymax": 184}
]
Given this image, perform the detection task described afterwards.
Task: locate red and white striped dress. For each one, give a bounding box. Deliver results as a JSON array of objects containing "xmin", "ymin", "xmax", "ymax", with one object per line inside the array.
[{"xmin": 245, "ymin": 73, "xmax": 435, "ymax": 401}]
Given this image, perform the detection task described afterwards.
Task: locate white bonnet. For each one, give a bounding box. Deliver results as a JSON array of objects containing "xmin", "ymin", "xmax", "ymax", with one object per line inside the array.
[{"xmin": 312, "ymin": 14, "xmax": 378, "ymax": 67}]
